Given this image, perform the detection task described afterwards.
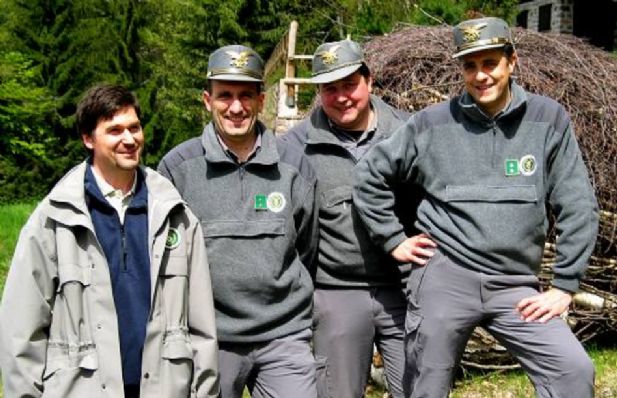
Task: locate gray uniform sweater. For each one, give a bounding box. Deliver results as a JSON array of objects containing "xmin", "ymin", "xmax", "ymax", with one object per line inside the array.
[
  {"xmin": 353, "ymin": 82, "xmax": 598, "ymax": 293},
  {"xmin": 158, "ymin": 121, "xmax": 318, "ymax": 343},
  {"xmin": 282, "ymin": 95, "xmax": 421, "ymax": 287}
]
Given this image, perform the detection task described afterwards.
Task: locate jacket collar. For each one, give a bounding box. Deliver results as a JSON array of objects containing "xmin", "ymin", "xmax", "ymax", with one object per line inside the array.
[
  {"xmin": 46, "ymin": 161, "xmax": 184, "ymax": 237},
  {"xmin": 306, "ymin": 94, "xmax": 402, "ymax": 146},
  {"xmin": 459, "ymin": 80, "xmax": 527, "ymax": 124}
]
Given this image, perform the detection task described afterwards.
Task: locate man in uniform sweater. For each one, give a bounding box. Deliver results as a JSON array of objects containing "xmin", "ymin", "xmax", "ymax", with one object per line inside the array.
[
  {"xmin": 0, "ymin": 84, "xmax": 219, "ymax": 397},
  {"xmin": 282, "ymin": 39, "xmax": 436, "ymax": 398},
  {"xmin": 158, "ymin": 45, "xmax": 318, "ymax": 398},
  {"xmin": 353, "ymin": 17, "xmax": 598, "ymax": 398}
]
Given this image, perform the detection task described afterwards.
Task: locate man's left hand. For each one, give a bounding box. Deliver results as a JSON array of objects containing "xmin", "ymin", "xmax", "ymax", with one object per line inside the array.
[{"xmin": 515, "ymin": 288, "xmax": 573, "ymax": 323}]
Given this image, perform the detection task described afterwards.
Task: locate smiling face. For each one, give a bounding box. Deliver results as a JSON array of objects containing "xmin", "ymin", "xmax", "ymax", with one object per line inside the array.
[
  {"xmin": 318, "ymin": 71, "xmax": 373, "ymax": 131},
  {"xmin": 82, "ymin": 106, "xmax": 143, "ymax": 186},
  {"xmin": 203, "ymin": 80, "xmax": 264, "ymax": 144},
  {"xmin": 460, "ymin": 48, "xmax": 517, "ymax": 116}
]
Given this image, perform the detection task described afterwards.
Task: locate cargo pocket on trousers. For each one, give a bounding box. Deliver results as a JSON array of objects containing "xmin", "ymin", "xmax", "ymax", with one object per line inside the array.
[
  {"xmin": 404, "ymin": 310, "xmax": 424, "ymax": 372},
  {"xmin": 315, "ymin": 355, "xmax": 332, "ymax": 398},
  {"xmin": 404, "ymin": 310, "xmax": 424, "ymax": 350}
]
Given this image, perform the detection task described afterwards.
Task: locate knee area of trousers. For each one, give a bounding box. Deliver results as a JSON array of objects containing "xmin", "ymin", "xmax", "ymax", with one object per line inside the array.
[{"xmin": 569, "ymin": 353, "xmax": 595, "ymax": 380}]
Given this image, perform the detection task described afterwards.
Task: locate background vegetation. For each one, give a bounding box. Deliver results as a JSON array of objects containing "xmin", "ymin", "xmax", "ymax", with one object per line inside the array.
[{"xmin": 0, "ymin": 0, "xmax": 518, "ymax": 204}]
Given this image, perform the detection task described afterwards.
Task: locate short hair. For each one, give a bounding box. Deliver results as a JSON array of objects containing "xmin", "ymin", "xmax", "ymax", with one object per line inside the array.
[
  {"xmin": 358, "ymin": 63, "xmax": 371, "ymax": 78},
  {"xmin": 504, "ymin": 43, "xmax": 516, "ymax": 59},
  {"xmin": 76, "ymin": 84, "xmax": 140, "ymax": 137}
]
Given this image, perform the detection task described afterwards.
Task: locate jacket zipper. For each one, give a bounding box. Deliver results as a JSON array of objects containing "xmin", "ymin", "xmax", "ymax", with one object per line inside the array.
[
  {"xmin": 239, "ymin": 165, "xmax": 246, "ymax": 202},
  {"xmin": 121, "ymin": 224, "xmax": 128, "ymax": 272},
  {"xmin": 491, "ymin": 122, "xmax": 497, "ymax": 168}
]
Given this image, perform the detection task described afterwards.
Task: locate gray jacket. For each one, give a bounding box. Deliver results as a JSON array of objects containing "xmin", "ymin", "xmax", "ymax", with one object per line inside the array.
[
  {"xmin": 0, "ymin": 162, "xmax": 219, "ymax": 398},
  {"xmin": 353, "ymin": 82, "xmax": 599, "ymax": 293},
  {"xmin": 158, "ymin": 122, "xmax": 318, "ymax": 343},
  {"xmin": 283, "ymin": 95, "xmax": 420, "ymax": 287}
]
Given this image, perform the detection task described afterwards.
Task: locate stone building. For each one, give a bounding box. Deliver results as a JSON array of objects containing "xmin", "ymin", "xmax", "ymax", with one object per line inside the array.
[{"xmin": 517, "ymin": 0, "xmax": 617, "ymax": 51}]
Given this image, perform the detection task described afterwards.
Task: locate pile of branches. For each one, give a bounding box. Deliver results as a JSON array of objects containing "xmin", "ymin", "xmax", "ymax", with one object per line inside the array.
[{"xmin": 363, "ymin": 25, "xmax": 617, "ymax": 368}]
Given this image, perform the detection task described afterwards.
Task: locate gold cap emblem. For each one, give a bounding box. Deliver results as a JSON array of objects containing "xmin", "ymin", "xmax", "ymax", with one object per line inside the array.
[
  {"xmin": 226, "ymin": 50, "xmax": 252, "ymax": 68},
  {"xmin": 461, "ymin": 23, "xmax": 487, "ymax": 43},
  {"xmin": 318, "ymin": 44, "xmax": 340, "ymax": 65}
]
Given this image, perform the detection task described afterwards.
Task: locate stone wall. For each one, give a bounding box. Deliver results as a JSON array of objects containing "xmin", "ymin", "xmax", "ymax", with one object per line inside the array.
[{"xmin": 518, "ymin": 0, "xmax": 574, "ymax": 33}]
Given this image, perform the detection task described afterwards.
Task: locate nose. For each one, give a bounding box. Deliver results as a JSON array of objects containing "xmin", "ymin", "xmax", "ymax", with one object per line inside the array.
[
  {"xmin": 229, "ymin": 98, "xmax": 243, "ymax": 113},
  {"xmin": 334, "ymin": 91, "xmax": 348, "ymax": 103},
  {"xmin": 475, "ymin": 69, "xmax": 489, "ymax": 81},
  {"xmin": 122, "ymin": 129, "xmax": 136, "ymax": 144}
]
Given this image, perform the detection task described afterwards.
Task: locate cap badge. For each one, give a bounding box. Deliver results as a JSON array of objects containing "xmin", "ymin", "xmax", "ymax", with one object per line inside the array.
[
  {"xmin": 461, "ymin": 23, "xmax": 487, "ymax": 43},
  {"xmin": 226, "ymin": 50, "xmax": 252, "ymax": 68},
  {"xmin": 318, "ymin": 44, "xmax": 340, "ymax": 65}
]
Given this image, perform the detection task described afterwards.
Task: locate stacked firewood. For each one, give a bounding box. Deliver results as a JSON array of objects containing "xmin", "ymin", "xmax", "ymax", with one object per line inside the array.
[{"xmin": 363, "ymin": 25, "xmax": 617, "ymax": 369}]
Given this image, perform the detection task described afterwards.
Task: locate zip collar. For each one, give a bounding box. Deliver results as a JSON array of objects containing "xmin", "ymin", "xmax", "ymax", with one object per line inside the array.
[{"xmin": 201, "ymin": 121, "xmax": 279, "ymax": 166}]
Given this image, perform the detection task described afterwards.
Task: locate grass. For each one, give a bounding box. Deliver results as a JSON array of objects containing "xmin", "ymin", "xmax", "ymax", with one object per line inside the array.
[
  {"xmin": 0, "ymin": 202, "xmax": 37, "ymax": 292},
  {"xmin": 1, "ymin": 202, "xmax": 616, "ymax": 397},
  {"xmin": 363, "ymin": 345, "xmax": 617, "ymax": 398}
]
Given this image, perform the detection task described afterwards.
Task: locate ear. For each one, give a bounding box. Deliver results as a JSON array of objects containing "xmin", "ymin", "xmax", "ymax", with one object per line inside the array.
[
  {"xmin": 257, "ymin": 92, "xmax": 265, "ymax": 113},
  {"xmin": 508, "ymin": 52, "xmax": 518, "ymax": 73},
  {"xmin": 367, "ymin": 74, "xmax": 373, "ymax": 93},
  {"xmin": 82, "ymin": 133, "xmax": 94, "ymax": 150},
  {"xmin": 203, "ymin": 90, "xmax": 213, "ymax": 112}
]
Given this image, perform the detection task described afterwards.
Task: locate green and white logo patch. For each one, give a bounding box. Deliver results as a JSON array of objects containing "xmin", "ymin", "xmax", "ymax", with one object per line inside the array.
[
  {"xmin": 255, "ymin": 194, "xmax": 268, "ymax": 210},
  {"xmin": 505, "ymin": 159, "xmax": 520, "ymax": 176},
  {"xmin": 267, "ymin": 192, "xmax": 286, "ymax": 213},
  {"xmin": 505, "ymin": 155, "xmax": 537, "ymax": 177},
  {"xmin": 165, "ymin": 227, "xmax": 181, "ymax": 250},
  {"xmin": 520, "ymin": 154, "xmax": 537, "ymax": 176}
]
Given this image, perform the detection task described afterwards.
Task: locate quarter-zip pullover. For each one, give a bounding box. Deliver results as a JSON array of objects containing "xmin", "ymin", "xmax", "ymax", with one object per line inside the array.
[
  {"xmin": 353, "ymin": 82, "xmax": 599, "ymax": 293},
  {"xmin": 158, "ymin": 121, "xmax": 318, "ymax": 343}
]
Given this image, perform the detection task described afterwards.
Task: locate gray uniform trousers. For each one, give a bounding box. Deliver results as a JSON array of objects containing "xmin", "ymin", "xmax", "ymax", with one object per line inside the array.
[
  {"xmin": 313, "ymin": 287, "xmax": 406, "ymax": 398},
  {"xmin": 404, "ymin": 250, "xmax": 594, "ymax": 398},
  {"xmin": 218, "ymin": 328, "xmax": 316, "ymax": 398}
]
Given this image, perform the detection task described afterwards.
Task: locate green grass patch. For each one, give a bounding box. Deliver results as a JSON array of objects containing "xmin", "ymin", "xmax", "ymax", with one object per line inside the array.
[
  {"xmin": 365, "ymin": 345, "xmax": 617, "ymax": 398},
  {"xmin": 0, "ymin": 202, "xmax": 37, "ymax": 292}
]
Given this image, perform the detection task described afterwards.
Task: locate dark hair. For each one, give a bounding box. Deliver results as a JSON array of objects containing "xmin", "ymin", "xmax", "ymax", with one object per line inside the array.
[
  {"xmin": 504, "ymin": 43, "xmax": 516, "ymax": 59},
  {"xmin": 76, "ymin": 84, "xmax": 140, "ymax": 138},
  {"xmin": 358, "ymin": 63, "xmax": 371, "ymax": 78}
]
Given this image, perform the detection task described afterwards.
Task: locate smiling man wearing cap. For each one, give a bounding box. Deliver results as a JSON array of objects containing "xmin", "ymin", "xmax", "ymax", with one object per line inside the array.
[
  {"xmin": 352, "ymin": 17, "xmax": 598, "ymax": 397},
  {"xmin": 282, "ymin": 39, "xmax": 435, "ymax": 398},
  {"xmin": 158, "ymin": 45, "xmax": 318, "ymax": 398}
]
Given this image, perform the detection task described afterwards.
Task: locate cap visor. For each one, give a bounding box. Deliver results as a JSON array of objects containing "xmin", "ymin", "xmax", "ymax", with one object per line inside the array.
[
  {"xmin": 311, "ymin": 64, "xmax": 363, "ymax": 84},
  {"xmin": 452, "ymin": 43, "xmax": 507, "ymax": 59},
  {"xmin": 208, "ymin": 73, "xmax": 262, "ymax": 82}
]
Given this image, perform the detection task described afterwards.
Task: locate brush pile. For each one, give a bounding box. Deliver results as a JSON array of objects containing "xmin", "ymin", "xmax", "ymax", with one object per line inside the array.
[{"xmin": 363, "ymin": 25, "xmax": 617, "ymax": 368}]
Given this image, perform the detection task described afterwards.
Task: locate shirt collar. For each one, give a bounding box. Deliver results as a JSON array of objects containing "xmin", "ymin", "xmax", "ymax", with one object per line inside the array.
[
  {"xmin": 326, "ymin": 104, "xmax": 377, "ymax": 144},
  {"xmin": 215, "ymin": 130, "xmax": 262, "ymax": 163},
  {"xmin": 90, "ymin": 165, "xmax": 137, "ymax": 201}
]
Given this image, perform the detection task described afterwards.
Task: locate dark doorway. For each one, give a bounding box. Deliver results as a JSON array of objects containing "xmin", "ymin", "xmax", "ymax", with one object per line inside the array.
[{"xmin": 573, "ymin": 0, "xmax": 616, "ymax": 51}]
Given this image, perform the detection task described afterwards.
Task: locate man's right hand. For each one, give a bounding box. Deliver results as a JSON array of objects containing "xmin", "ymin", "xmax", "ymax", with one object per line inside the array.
[{"xmin": 390, "ymin": 233, "xmax": 437, "ymax": 265}]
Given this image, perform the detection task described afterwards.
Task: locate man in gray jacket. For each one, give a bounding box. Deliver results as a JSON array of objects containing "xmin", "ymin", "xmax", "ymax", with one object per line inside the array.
[
  {"xmin": 353, "ymin": 17, "xmax": 598, "ymax": 398},
  {"xmin": 0, "ymin": 84, "xmax": 219, "ymax": 397},
  {"xmin": 282, "ymin": 39, "xmax": 436, "ymax": 398},
  {"xmin": 158, "ymin": 45, "xmax": 318, "ymax": 398}
]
